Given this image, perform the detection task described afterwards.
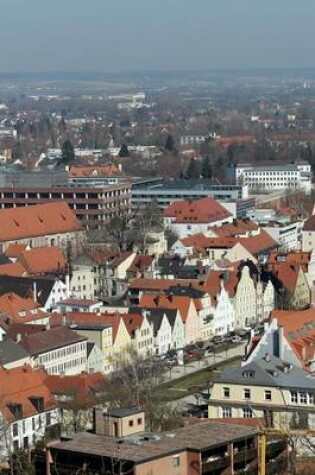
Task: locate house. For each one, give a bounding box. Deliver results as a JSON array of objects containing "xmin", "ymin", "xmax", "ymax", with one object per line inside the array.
[
  {"xmin": 146, "ymin": 309, "xmax": 173, "ymax": 355},
  {"xmin": 87, "ymin": 342, "xmax": 104, "ymax": 373},
  {"xmin": 0, "ymin": 292, "xmax": 50, "ymax": 324},
  {"xmin": 208, "ymin": 354, "xmax": 315, "ymax": 432},
  {"xmin": 267, "ymin": 249, "xmax": 315, "ymax": 288},
  {"xmin": 18, "ymin": 326, "xmax": 88, "ymax": 375},
  {"xmin": 70, "ymin": 251, "xmax": 111, "ymax": 300},
  {"xmin": 103, "ymin": 252, "xmax": 136, "ymax": 298},
  {"xmin": 45, "ymin": 372, "xmax": 107, "ymax": 436},
  {"xmin": 54, "ymin": 298, "xmax": 102, "ymax": 314},
  {"xmin": 0, "ymin": 365, "xmax": 59, "ymax": 461},
  {"xmin": 245, "ymin": 310, "xmax": 315, "ymax": 373},
  {"xmin": 140, "ymin": 294, "xmax": 201, "ymax": 345},
  {"xmin": 272, "ymin": 262, "xmax": 310, "ymax": 310},
  {"xmin": 0, "ymin": 274, "xmax": 70, "ymax": 312},
  {"xmin": 163, "ymin": 197, "xmax": 233, "ymax": 239},
  {"xmin": 0, "ymin": 202, "xmax": 83, "ymax": 254},
  {"xmin": 16, "ymin": 246, "xmax": 67, "ymax": 275},
  {"xmin": 203, "ymin": 273, "xmax": 236, "ymax": 336},
  {"xmin": 0, "ymin": 340, "xmax": 31, "ymax": 369},
  {"xmin": 122, "ymin": 311, "xmax": 155, "ymax": 357}
]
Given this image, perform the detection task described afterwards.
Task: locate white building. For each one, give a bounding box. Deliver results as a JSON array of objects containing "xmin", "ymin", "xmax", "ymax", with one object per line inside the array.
[{"xmin": 235, "ymin": 161, "xmax": 312, "ymax": 192}]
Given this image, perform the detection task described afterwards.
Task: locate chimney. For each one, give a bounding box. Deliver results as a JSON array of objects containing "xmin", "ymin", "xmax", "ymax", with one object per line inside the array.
[
  {"xmin": 278, "ymin": 325, "xmax": 284, "ymax": 360},
  {"xmin": 33, "ymin": 282, "xmax": 37, "ymax": 303},
  {"xmin": 264, "ymin": 353, "xmax": 271, "ymax": 362}
]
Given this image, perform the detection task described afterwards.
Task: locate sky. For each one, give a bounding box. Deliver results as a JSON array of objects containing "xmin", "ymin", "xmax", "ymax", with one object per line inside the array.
[{"xmin": 1, "ymin": 0, "xmax": 315, "ymax": 73}]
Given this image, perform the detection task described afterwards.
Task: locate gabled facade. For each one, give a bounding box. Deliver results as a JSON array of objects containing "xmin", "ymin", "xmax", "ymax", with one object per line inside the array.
[{"xmin": 147, "ymin": 310, "xmax": 172, "ymax": 355}]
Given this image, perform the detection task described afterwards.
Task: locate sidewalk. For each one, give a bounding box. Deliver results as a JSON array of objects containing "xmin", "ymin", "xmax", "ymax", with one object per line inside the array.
[{"xmin": 167, "ymin": 342, "xmax": 246, "ymax": 382}]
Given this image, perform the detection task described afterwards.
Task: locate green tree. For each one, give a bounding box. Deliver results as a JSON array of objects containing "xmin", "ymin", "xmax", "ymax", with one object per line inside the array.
[
  {"xmin": 201, "ymin": 156, "xmax": 213, "ymax": 179},
  {"xmin": 119, "ymin": 144, "xmax": 129, "ymax": 157},
  {"xmin": 62, "ymin": 139, "xmax": 75, "ymax": 163},
  {"xmin": 186, "ymin": 158, "xmax": 200, "ymax": 179}
]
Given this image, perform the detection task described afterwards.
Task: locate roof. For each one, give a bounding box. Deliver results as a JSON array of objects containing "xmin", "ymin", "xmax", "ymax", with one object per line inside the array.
[
  {"xmin": 51, "ymin": 421, "xmax": 258, "ymax": 463},
  {"xmin": 273, "ymin": 262, "xmax": 302, "ymax": 294},
  {"xmin": 127, "ymin": 255, "xmax": 154, "ymax": 274},
  {"xmin": 122, "ymin": 313, "xmax": 144, "ymax": 336},
  {"xmin": 212, "ymin": 219, "xmax": 259, "ymax": 238},
  {"xmin": 0, "ymin": 275, "xmax": 56, "ymax": 306},
  {"xmin": 164, "ymin": 197, "xmax": 232, "ymax": 224},
  {"xmin": 218, "ymin": 355, "xmax": 315, "ymax": 390},
  {"xmin": 58, "ymin": 298, "xmax": 100, "ymax": 307},
  {"xmin": 238, "ymin": 230, "xmax": 278, "ymax": 256},
  {"xmin": 107, "ymin": 407, "xmax": 143, "ymax": 418},
  {"xmin": 45, "ymin": 372, "xmax": 107, "ymax": 406},
  {"xmin": 69, "ymin": 164, "xmax": 121, "ymax": 178},
  {"xmin": 140, "ymin": 294, "xmax": 192, "ymax": 323},
  {"xmin": 156, "ymin": 255, "xmax": 186, "ymax": 275},
  {"xmin": 0, "ymin": 340, "xmax": 29, "ymax": 364},
  {"xmin": 129, "ymin": 277, "xmax": 201, "ymax": 291},
  {"xmin": 304, "ymin": 215, "xmax": 315, "ymax": 232},
  {"xmin": 0, "ymin": 365, "xmax": 57, "ymax": 422},
  {"xmin": 0, "ymin": 202, "xmax": 81, "ymax": 242},
  {"xmin": 19, "ymin": 326, "xmax": 86, "ymax": 355},
  {"xmin": 0, "ymin": 292, "xmax": 48, "ymax": 323},
  {"xmin": 0, "ymin": 262, "xmax": 26, "ymax": 277},
  {"xmin": 18, "ymin": 247, "xmax": 67, "ymax": 275},
  {"xmin": 5, "ymin": 243, "xmax": 28, "ymax": 258}
]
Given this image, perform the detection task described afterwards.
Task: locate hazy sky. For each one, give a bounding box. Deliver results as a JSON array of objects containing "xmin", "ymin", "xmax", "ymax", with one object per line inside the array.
[{"xmin": 1, "ymin": 0, "xmax": 315, "ymax": 72}]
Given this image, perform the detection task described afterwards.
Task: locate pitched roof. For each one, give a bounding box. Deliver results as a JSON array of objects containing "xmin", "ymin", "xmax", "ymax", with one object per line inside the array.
[
  {"xmin": 45, "ymin": 372, "xmax": 107, "ymax": 407},
  {"xmin": 164, "ymin": 197, "xmax": 232, "ymax": 224},
  {"xmin": 273, "ymin": 262, "xmax": 303, "ymax": 294},
  {"xmin": 19, "ymin": 326, "xmax": 86, "ymax": 355},
  {"xmin": 238, "ymin": 230, "xmax": 278, "ymax": 256},
  {"xmin": 127, "ymin": 255, "xmax": 154, "ymax": 274},
  {"xmin": 5, "ymin": 243, "xmax": 28, "ymax": 258},
  {"xmin": 0, "ymin": 292, "xmax": 48, "ymax": 323},
  {"xmin": 18, "ymin": 247, "xmax": 67, "ymax": 275},
  {"xmin": 69, "ymin": 164, "xmax": 121, "ymax": 178},
  {"xmin": 0, "ymin": 275, "xmax": 56, "ymax": 306},
  {"xmin": 140, "ymin": 294, "xmax": 192, "ymax": 322},
  {"xmin": 0, "ymin": 365, "xmax": 57, "ymax": 422},
  {"xmin": 219, "ymin": 355, "xmax": 315, "ymax": 391},
  {"xmin": 122, "ymin": 313, "xmax": 144, "ymax": 336},
  {"xmin": 0, "ymin": 340, "xmax": 30, "ymax": 365},
  {"xmin": 0, "ymin": 262, "xmax": 26, "ymax": 277},
  {"xmin": 0, "ymin": 202, "xmax": 81, "ymax": 242},
  {"xmin": 212, "ymin": 219, "xmax": 259, "ymax": 238},
  {"xmin": 304, "ymin": 215, "xmax": 315, "ymax": 232}
]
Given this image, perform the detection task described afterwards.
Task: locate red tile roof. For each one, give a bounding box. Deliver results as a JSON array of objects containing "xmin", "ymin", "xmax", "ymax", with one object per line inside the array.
[
  {"xmin": 69, "ymin": 164, "xmax": 121, "ymax": 178},
  {"xmin": 164, "ymin": 197, "xmax": 232, "ymax": 224},
  {"xmin": 18, "ymin": 246, "xmax": 67, "ymax": 275},
  {"xmin": 0, "ymin": 202, "xmax": 81, "ymax": 242},
  {"xmin": 238, "ymin": 230, "xmax": 278, "ymax": 256},
  {"xmin": 0, "ymin": 365, "xmax": 57, "ymax": 422},
  {"xmin": 4, "ymin": 243, "xmax": 28, "ymax": 258},
  {"xmin": 0, "ymin": 292, "xmax": 48, "ymax": 323},
  {"xmin": 45, "ymin": 372, "xmax": 107, "ymax": 407},
  {"xmin": 140, "ymin": 294, "xmax": 192, "ymax": 322},
  {"xmin": 303, "ymin": 215, "xmax": 315, "ymax": 232},
  {"xmin": 0, "ymin": 262, "xmax": 26, "ymax": 277},
  {"xmin": 211, "ymin": 219, "xmax": 259, "ymax": 238}
]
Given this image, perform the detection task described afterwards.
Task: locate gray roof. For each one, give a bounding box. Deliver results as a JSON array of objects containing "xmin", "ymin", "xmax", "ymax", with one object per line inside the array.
[
  {"xmin": 0, "ymin": 340, "xmax": 29, "ymax": 364},
  {"xmin": 219, "ymin": 355, "xmax": 315, "ymax": 390},
  {"xmin": 51, "ymin": 422, "xmax": 258, "ymax": 463},
  {"xmin": 108, "ymin": 407, "xmax": 143, "ymax": 418}
]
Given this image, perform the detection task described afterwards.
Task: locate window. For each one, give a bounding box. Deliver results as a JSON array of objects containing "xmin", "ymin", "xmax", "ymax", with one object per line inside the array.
[
  {"xmin": 137, "ymin": 418, "xmax": 142, "ymax": 425},
  {"xmin": 299, "ymin": 392, "xmax": 307, "ymax": 404},
  {"xmin": 128, "ymin": 420, "xmax": 134, "ymax": 427},
  {"xmin": 223, "ymin": 387, "xmax": 230, "ymax": 398},
  {"xmin": 243, "ymin": 389, "xmax": 251, "ymax": 400},
  {"xmin": 32, "ymin": 418, "xmax": 36, "ymax": 431},
  {"xmin": 291, "ymin": 391, "xmax": 298, "ymax": 403},
  {"xmin": 12, "ymin": 423, "xmax": 18, "ymax": 437},
  {"xmin": 264, "ymin": 390, "xmax": 272, "ymax": 401},
  {"xmin": 173, "ymin": 455, "xmax": 180, "ymax": 467},
  {"xmin": 46, "ymin": 412, "xmax": 51, "ymax": 426},
  {"xmin": 221, "ymin": 407, "xmax": 232, "ymax": 418},
  {"xmin": 308, "ymin": 393, "xmax": 314, "ymax": 404},
  {"xmin": 242, "ymin": 408, "xmax": 253, "ymax": 418}
]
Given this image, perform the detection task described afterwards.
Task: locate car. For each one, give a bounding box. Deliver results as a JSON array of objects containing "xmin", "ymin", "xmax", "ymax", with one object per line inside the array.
[
  {"xmin": 213, "ymin": 335, "xmax": 224, "ymax": 344},
  {"xmin": 183, "ymin": 405, "xmax": 208, "ymax": 418}
]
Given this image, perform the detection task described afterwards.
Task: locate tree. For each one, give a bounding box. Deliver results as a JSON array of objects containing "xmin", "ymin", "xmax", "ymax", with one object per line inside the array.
[
  {"xmin": 201, "ymin": 156, "xmax": 213, "ymax": 179},
  {"xmin": 108, "ymin": 346, "xmax": 182, "ymax": 432},
  {"xmin": 118, "ymin": 144, "xmax": 129, "ymax": 157},
  {"xmin": 164, "ymin": 134, "xmax": 176, "ymax": 152},
  {"xmin": 186, "ymin": 158, "xmax": 200, "ymax": 179},
  {"xmin": 62, "ymin": 139, "xmax": 75, "ymax": 164}
]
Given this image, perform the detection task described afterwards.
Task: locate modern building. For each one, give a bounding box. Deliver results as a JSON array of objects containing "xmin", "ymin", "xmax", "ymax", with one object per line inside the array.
[
  {"xmin": 235, "ymin": 161, "xmax": 312, "ymax": 192},
  {"xmin": 132, "ymin": 179, "xmax": 249, "ymax": 210},
  {"xmin": 0, "ymin": 183, "xmax": 131, "ymax": 226}
]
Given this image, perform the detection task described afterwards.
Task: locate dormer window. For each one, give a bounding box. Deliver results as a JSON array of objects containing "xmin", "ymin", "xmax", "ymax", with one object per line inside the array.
[
  {"xmin": 29, "ymin": 396, "xmax": 44, "ymax": 413},
  {"xmin": 242, "ymin": 371, "xmax": 255, "ymax": 379},
  {"xmin": 18, "ymin": 311, "xmax": 26, "ymax": 318},
  {"xmin": 7, "ymin": 403, "xmax": 23, "ymax": 420}
]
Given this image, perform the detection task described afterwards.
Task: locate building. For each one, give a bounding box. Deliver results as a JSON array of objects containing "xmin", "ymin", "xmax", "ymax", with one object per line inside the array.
[
  {"xmin": 132, "ymin": 179, "xmax": 249, "ymax": 210},
  {"xmin": 302, "ymin": 215, "xmax": 315, "ymax": 252},
  {"xmin": 49, "ymin": 419, "xmax": 277, "ymax": 475},
  {"xmin": 0, "ymin": 365, "xmax": 59, "ymax": 461},
  {"xmin": 208, "ymin": 354, "xmax": 315, "ymax": 432},
  {"xmin": 163, "ymin": 197, "xmax": 233, "ymax": 239},
  {"xmin": 0, "ymin": 340, "xmax": 31, "ymax": 369},
  {"xmin": 19, "ymin": 326, "xmax": 88, "ymax": 375},
  {"xmin": 0, "ymin": 202, "xmax": 83, "ymax": 253},
  {"xmin": 235, "ymin": 161, "xmax": 312, "ymax": 192},
  {"xmin": 0, "ymin": 182, "xmax": 131, "ymax": 226}
]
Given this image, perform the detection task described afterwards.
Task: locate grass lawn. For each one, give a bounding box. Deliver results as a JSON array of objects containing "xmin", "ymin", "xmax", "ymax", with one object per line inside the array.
[{"xmin": 155, "ymin": 355, "xmax": 241, "ymax": 402}]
